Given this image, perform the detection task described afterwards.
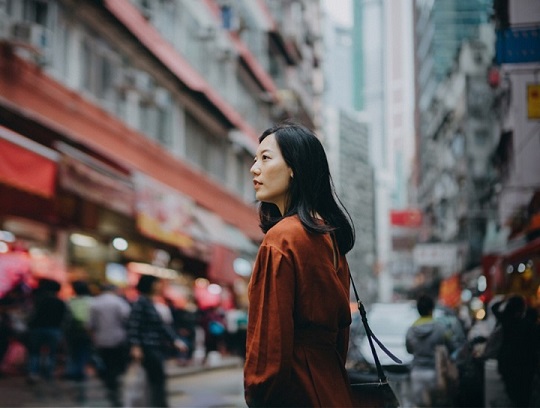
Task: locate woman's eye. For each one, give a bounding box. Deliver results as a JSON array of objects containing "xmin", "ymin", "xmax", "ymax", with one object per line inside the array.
[{"xmin": 262, "ymin": 155, "xmax": 269, "ymax": 160}]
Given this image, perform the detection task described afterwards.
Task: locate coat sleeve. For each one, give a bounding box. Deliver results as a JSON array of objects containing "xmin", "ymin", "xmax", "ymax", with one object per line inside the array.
[{"xmin": 244, "ymin": 244, "xmax": 296, "ymax": 407}]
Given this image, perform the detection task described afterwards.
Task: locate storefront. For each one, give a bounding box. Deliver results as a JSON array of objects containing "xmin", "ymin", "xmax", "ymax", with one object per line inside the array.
[
  {"xmin": 486, "ymin": 237, "xmax": 540, "ymax": 306},
  {"xmin": 0, "ymin": 128, "xmax": 257, "ymax": 310}
]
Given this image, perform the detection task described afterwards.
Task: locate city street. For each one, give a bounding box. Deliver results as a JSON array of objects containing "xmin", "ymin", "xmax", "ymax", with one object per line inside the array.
[
  {"xmin": 0, "ymin": 356, "xmax": 246, "ymax": 408},
  {"xmin": 169, "ymin": 367, "xmax": 245, "ymax": 408},
  {"xmin": 0, "ymin": 354, "xmax": 514, "ymax": 408}
]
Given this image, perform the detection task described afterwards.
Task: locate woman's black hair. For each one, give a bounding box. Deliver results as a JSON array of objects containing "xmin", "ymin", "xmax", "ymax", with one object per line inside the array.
[
  {"xmin": 136, "ymin": 275, "xmax": 158, "ymax": 295},
  {"xmin": 257, "ymin": 121, "xmax": 355, "ymax": 254}
]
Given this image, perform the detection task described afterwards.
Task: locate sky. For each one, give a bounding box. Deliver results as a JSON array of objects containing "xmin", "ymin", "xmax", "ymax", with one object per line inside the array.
[{"xmin": 322, "ymin": 0, "xmax": 353, "ymax": 27}]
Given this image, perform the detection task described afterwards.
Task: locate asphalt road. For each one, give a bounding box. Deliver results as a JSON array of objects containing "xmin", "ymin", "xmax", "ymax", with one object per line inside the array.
[{"xmin": 169, "ymin": 366, "xmax": 246, "ymax": 408}]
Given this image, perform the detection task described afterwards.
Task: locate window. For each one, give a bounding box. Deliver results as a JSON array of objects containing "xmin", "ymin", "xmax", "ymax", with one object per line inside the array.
[
  {"xmin": 25, "ymin": 0, "xmax": 49, "ymax": 26},
  {"xmin": 80, "ymin": 35, "xmax": 121, "ymax": 113}
]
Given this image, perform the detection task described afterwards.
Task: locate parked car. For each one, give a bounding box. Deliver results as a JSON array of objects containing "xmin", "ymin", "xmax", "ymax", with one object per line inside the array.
[
  {"xmin": 358, "ymin": 302, "xmax": 418, "ymax": 372},
  {"xmin": 347, "ymin": 301, "xmax": 466, "ymax": 377}
]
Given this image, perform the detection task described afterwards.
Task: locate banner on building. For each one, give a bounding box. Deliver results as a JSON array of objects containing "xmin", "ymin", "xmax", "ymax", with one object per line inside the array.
[
  {"xmin": 133, "ymin": 173, "xmax": 196, "ymax": 249},
  {"xmin": 496, "ymin": 27, "xmax": 540, "ymax": 64},
  {"xmin": 59, "ymin": 155, "xmax": 135, "ymax": 216},
  {"xmin": 390, "ymin": 209, "xmax": 422, "ymax": 228},
  {"xmin": 527, "ymin": 84, "xmax": 540, "ymax": 119},
  {"xmin": 439, "ymin": 274, "xmax": 461, "ymax": 308},
  {"xmin": 413, "ymin": 243, "xmax": 465, "ymax": 278}
]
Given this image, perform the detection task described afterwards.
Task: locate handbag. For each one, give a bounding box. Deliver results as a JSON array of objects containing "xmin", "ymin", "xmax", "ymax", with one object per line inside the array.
[
  {"xmin": 122, "ymin": 360, "xmax": 148, "ymax": 407},
  {"xmin": 348, "ymin": 273, "xmax": 401, "ymax": 408}
]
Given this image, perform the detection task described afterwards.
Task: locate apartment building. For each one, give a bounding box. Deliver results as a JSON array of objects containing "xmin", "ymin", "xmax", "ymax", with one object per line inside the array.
[{"xmin": 0, "ymin": 0, "xmax": 322, "ymax": 306}]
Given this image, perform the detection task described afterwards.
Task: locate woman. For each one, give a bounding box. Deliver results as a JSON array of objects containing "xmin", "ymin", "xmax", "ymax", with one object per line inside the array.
[
  {"xmin": 127, "ymin": 275, "xmax": 187, "ymax": 407},
  {"xmin": 244, "ymin": 122, "xmax": 356, "ymax": 407}
]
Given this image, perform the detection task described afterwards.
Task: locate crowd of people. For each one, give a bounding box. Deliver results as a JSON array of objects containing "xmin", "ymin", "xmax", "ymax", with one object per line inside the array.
[
  {"xmin": 405, "ymin": 293, "xmax": 540, "ymax": 408},
  {"xmin": 0, "ymin": 275, "xmax": 247, "ymax": 407},
  {"xmin": 1, "ymin": 274, "xmax": 539, "ymax": 408}
]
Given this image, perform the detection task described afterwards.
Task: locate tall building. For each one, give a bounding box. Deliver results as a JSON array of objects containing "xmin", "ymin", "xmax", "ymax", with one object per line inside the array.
[
  {"xmin": 352, "ymin": 0, "xmax": 415, "ymax": 301},
  {"xmin": 322, "ymin": 7, "xmax": 377, "ymax": 302},
  {"xmin": 414, "ymin": 0, "xmax": 493, "ymax": 179},
  {"xmin": 0, "ymin": 0, "xmax": 322, "ymax": 306},
  {"xmin": 411, "ymin": 0, "xmax": 497, "ymax": 296},
  {"xmin": 431, "ymin": 0, "xmax": 493, "ymax": 82},
  {"xmin": 482, "ymin": 0, "xmax": 540, "ymax": 304}
]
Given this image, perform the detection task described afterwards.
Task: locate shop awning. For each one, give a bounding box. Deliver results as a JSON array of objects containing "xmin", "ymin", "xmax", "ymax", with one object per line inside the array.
[
  {"xmin": 57, "ymin": 146, "xmax": 135, "ymax": 216},
  {"xmin": 193, "ymin": 206, "xmax": 258, "ymax": 254},
  {"xmin": 503, "ymin": 236, "xmax": 540, "ymax": 264},
  {"xmin": 0, "ymin": 126, "xmax": 58, "ymax": 198},
  {"xmin": 206, "ymin": 244, "xmax": 240, "ymax": 286}
]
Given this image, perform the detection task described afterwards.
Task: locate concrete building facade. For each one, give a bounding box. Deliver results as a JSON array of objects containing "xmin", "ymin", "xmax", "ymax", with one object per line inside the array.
[{"xmin": 0, "ymin": 0, "xmax": 322, "ymax": 305}]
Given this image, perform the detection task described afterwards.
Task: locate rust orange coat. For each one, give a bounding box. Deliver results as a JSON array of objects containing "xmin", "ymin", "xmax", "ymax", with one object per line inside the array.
[{"xmin": 244, "ymin": 216, "xmax": 355, "ymax": 407}]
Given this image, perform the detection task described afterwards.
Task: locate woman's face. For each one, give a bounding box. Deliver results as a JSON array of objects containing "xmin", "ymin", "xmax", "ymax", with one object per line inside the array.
[{"xmin": 250, "ymin": 133, "xmax": 293, "ymax": 215}]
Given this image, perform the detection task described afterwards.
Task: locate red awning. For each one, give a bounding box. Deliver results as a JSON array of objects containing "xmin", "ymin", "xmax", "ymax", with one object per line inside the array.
[
  {"xmin": 0, "ymin": 130, "xmax": 57, "ymax": 198},
  {"xmin": 503, "ymin": 237, "xmax": 540, "ymax": 263},
  {"xmin": 206, "ymin": 244, "xmax": 240, "ymax": 286},
  {"xmin": 58, "ymin": 155, "xmax": 135, "ymax": 216}
]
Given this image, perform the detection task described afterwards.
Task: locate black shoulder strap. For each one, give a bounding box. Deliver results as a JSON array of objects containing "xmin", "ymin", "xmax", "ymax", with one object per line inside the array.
[
  {"xmin": 329, "ymin": 232, "xmax": 402, "ymax": 380},
  {"xmin": 349, "ymin": 271, "xmax": 402, "ymax": 383}
]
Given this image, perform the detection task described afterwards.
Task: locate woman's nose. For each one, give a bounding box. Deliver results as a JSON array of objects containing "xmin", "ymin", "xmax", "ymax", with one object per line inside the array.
[{"xmin": 250, "ymin": 162, "xmax": 260, "ymax": 175}]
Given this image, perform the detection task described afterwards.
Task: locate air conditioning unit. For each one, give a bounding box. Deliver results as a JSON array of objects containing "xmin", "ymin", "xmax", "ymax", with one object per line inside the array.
[
  {"xmin": 215, "ymin": 35, "xmax": 235, "ymax": 60},
  {"xmin": 119, "ymin": 68, "xmax": 152, "ymax": 93},
  {"xmin": 196, "ymin": 25, "xmax": 216, "ymax": 40},
  {"xmin": 10, "ymin": 21, "xmax": 49, "ymax": 51}
]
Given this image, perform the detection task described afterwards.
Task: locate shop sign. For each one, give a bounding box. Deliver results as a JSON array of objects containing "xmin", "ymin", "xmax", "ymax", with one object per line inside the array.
[
  {"xmin": 413, "ymin": 243, "xmax": 465, "ymax": 277},
  {"xmin": 127, "ymin": 262, "xmax": 178, "ymax": 280},
  {"xmin": 438, "ymin": 274, "xmax": 461, "ymax": 308},
  {"xmin": 59, "ymin": 155, "xmax": 135, "ymax": 216},
  {"xmin": 496, "ymin": 27, "xmax": 540, "ymax": 64},
  {"xmin": 527, "ymin": 84, "xmax": 540, "ymax": 119},
  {"xmin": 134, "ymin": 173, "xmax": 196, "ymax": 249},
  {"xmin": 390, "ymin": 209, "xmax": 423, "ymax": 228}
]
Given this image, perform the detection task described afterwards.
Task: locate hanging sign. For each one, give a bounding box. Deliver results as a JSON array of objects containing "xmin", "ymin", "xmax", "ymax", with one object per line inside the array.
[{"xmin": 528, "ymin": 84, "xmax": 540, "ymax": 119}]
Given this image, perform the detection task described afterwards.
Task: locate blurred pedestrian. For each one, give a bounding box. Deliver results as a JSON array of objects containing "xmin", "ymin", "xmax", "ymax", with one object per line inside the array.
[
  {"xmin": 0, "ymin": 304, "xmax": 13, "ymax": 377},
  {"xmin": 496, "ymin": 294, "xmax": 539, "ymax": 407},
  {"xmin": 201, "ymin": 306, "xmax": 226, "ymax": 365},
  {"xmin": 406, "ymin": 294, "xmax": 456, "ymax": 407},
  {"xmin": 25, "ymin": 278, "xmax": 67, "ymax": 384},
  {"xmin": 167, "ymin": 297, "xmax": 198, "ymax": 365},
  {"xmin": 244, "ymin": 122, "xmax": 356, "ymax": 407},
  {"xmin": 64, "ymin": 280, "xmax": 93, "ymax": 382},
  {"xmin": 127, "ymin": 275, "xmax": 187, "ymax": 407},
  {"xmin": 89, "ymin": 283, "xmax": 131, "ymax": 407}
]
